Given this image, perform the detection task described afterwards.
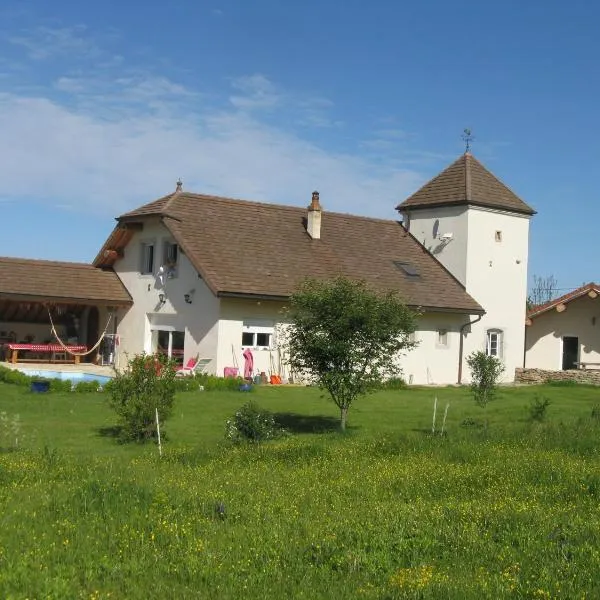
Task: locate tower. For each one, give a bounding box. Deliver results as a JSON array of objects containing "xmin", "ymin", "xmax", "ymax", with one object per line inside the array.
[{"xmin": 396, "ymin": 152, "xmax": 536, "ymax": 382}]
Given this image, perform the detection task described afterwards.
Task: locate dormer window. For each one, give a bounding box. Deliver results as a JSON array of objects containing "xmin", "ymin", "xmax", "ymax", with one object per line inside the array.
[
  {"xmin": 140, "ymin": 241, "xmax": 155, "ymax": 275},
  {"xmin": 162, "ymin": 240, "xmax": 179, "ymax": 278}
]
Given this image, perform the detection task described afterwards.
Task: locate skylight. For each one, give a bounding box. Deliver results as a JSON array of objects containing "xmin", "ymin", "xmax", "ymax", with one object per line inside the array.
[{"xmin": 393, "ymin": 261, "xmax": 420, "ymax": 277}]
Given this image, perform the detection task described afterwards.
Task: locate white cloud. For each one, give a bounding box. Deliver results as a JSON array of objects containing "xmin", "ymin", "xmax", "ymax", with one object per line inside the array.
[
  {"xmin": 0, "ymin": 23, "xmax": 432, "ymax": 222},
  {"xmin": 8, "ymin": 25, "xmax": 99, "ymax": 60}
]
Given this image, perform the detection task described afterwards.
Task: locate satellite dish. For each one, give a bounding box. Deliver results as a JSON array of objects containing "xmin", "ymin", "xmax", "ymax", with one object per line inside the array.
[{"xmin": 432, "ymin": 219, "xmax": 439, "ymax": 238}]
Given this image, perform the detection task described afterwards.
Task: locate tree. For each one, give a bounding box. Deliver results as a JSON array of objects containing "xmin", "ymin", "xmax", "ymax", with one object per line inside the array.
[
  {"xmin": 282, "ymin": 277, "xmax": 417, "ymax": 430},
  {"xmin": 107, "ymin": 353, "xmax": 177, "ymax": 442},
  {"xmin": 466, "ymin": 350, "xmax": 504, "ymax": 426},
  {"xmin": 527, "ymin": 274, "xmax": 558, "ymax": 310}
]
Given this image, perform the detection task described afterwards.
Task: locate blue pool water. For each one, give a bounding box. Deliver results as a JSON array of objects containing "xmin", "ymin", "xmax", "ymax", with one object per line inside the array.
[{"xmin": 16, "ymin": 369, "xmax": 112, "ymax": 386}]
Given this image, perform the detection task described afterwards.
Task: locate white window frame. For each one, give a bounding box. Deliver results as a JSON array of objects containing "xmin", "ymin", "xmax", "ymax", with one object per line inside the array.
[
  {"xmin": 140, "ymin": 240, "xmax": 156, "ymax": 275},
  {"xmin": 241, "ymin": 322, "xmax": 274, "ymax": 350},
  {"xmin": 161, "ymin": 239, "xmax": 179, "ymax": 279},
  {"xmin": 486, "ymin": 329, "xmax": 503, "ymax": 358},
  {"xmin": 436, "ymin": 328, "xmax": 449, "ymax": 348}
]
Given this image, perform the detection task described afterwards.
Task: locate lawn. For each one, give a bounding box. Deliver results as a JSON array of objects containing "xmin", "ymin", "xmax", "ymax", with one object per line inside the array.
[{"xmin": 1, "ymin": 381, "xmax": 599, "ymax": 599}]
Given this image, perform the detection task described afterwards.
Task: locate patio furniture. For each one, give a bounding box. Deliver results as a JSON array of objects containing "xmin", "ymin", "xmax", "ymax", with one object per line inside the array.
[
  {"xmin": 175, "ymin": 357, "xmax": 212, "ymax": 377},
  {"xmin": 7, "ymin": 343, "xmax": 87, "ymax": 364}
]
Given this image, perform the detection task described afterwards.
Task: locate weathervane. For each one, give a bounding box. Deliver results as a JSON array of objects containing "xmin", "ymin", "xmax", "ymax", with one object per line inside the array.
[{"xmin": 461, "ymin": 128, "xmax": 474, "ymax": 153}]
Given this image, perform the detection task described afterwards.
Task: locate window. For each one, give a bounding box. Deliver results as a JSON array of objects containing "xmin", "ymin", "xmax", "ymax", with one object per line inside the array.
[
  {"xmin": 437, "ymin": 329, "xmax": 448, "ymax": 347},
  {"xmin": 486, "ymin": 329, "xmax": 503, "ymax": 357},
  {"xmin": 140, "ymin": 242, "xmax": 155, "ymax": 274},
  {"xmin": 162, "ymin": 240, "xmax": 179, "ymax": 278},
  {"xmin": 241, "ymin": 322, "xmax": 274, "ymax": 349},
  {"xmin": 495, "ymin": 230, "xmax": 502, "ymax": 242},
  {"xmin": 393, "ymin": 261, "xmax": 420, "ymax": 278}
]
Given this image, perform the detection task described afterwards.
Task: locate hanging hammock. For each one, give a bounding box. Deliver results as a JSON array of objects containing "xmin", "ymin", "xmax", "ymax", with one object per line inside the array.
[{"xmin": 47, "ymin": 308, "xmax": 114, "ymax": 357}]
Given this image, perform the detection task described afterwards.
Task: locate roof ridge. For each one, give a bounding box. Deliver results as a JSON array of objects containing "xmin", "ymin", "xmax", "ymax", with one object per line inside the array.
[
  {"xmin": 0, "ymin": 256, "xmax": 97, "ymax": 268},
  {"xmin": 528, "ymin": 282, "xmax": 600, "ymax": 318},
  {"xmin": 464, "ymin": 153, "xmax": 472, "ymax": 201}
]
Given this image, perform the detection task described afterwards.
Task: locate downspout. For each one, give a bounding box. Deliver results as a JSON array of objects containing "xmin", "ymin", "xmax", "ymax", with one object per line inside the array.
[{"xmin": 457, "ymin": 314, "xmax": 483, "ymax": 384}]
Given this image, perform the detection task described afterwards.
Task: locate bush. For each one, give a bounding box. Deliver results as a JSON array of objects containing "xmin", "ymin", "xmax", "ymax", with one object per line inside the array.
[
  {"xmin": 544, "ymin": 379, "xmax": 577, "ymax": 387},
  {"xmin": 529, "ymin": 395, "xmax": 551, "ymax": 422},
  {"xmin": 107, "ymin": 353, "xmax": 177, "ymax": 442},
  {"xmin": 379, "ymin": 377, "xmax": 407, "ymax": 390},
  {"xmin": 225, "ymin": 401, "xmax": 286, "ymax": 444},
  {"xmin": 466, "ymin": 351, "xmax": 505, "ymax": 409},
  {"xmin": 173, "ymin": 373, "xmax": 244, "ymax": 393}
]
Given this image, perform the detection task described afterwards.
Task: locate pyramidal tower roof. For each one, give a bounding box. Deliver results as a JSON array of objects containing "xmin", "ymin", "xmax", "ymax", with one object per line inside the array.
[{"xmin": 396, "ymin": 153, "xmax": 536, "ymax": 215}]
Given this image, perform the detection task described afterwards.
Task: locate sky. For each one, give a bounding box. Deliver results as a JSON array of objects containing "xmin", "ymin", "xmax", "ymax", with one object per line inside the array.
[{"xmin": 0, "ymin": 0, "xmax": 598, "ymax": 295}]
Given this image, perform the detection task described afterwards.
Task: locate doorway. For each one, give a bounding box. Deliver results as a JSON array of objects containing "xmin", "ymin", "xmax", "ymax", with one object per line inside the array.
[
  {"xmin": 562, "ymin": 336, "xmax": 579, "ymax": 370},
  {"xmin": 151, "ymin": 329, "xmax": 185, "ymax": 367}
]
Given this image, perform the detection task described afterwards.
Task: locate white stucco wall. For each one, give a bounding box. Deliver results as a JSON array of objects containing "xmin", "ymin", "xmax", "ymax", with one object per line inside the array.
[
  {"xmin": 399, "ymin": 312, "xmax": 467, "ymax": 384},
  {"xmin": 404, "ymin": 206, "xmax": 469, "ymax": 286},
  {"xmin": 217, "ymin": 298, "xmax": 289, "ymax": 379},
  {"xmin": 525, "ymin": 295, "xmax": 600, "ymax": 370},
  {"xmin": 462, "ymin": 207, "xmax": 530, "ymax": 381},
  {"xmin": 112, "ymin": 220, "xmax": 219, "ymax": 371},
  {"xmin": 403, "ymin": 205, "xmax": 531, "ymax": 382}
]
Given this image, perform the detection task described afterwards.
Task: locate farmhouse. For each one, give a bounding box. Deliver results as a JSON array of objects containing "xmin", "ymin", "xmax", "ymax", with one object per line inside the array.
[
  {"xmin": 525, "ymin": 283, "xmax": 600, "ymax": 371},
  {"xmin": 0, "ymin": 151, "xmax": 536, "ymax": 384}
]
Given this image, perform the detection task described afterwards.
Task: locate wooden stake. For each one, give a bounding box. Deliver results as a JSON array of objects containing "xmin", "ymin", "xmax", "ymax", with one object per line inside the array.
[
  {"xmin": 155, "ymin": 407, "xmax": 162, "ymax": 457},
  {"xmin": 432, "ymin": 397, "xmax": 438, "ymax": 434}
]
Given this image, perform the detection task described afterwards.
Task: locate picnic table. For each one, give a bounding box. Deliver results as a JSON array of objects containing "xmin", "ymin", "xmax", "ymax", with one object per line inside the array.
[
  {"xmin": 574, "ymin": 362, "xmax": 600, "ymax": 370},
  {"xmin": 7, "ymin": 344, "xmax": 87, "ymax": 365}
]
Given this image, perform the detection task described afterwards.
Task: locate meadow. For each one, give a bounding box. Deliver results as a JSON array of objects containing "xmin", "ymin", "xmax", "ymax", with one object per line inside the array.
[{"xmin": 0, "ymin": 381, "xmax": 599, "ymax": 599}]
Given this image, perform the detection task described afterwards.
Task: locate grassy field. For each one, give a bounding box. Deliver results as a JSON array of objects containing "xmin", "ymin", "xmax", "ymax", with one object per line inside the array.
[{"xmin": 1, "ymin": 381, "xmax": 599, "ymax": 599}]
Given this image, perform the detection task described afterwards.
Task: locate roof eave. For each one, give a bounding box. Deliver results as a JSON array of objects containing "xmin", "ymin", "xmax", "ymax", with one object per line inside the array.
[
  {"xmin": 397, "ymin": 200, "xmax": 536, "ymax": 216},
  {"xmin": 0, "ymin": 292, "xmax": 132, "ymax": 306}
]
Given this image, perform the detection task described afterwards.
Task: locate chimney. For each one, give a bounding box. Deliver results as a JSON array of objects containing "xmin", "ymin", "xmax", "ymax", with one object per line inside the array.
[
  {"xmin": 307, "ymin": 190, "xmax": 322, "ymax": 239},
  {"xmin": 175, "ymin": 178, "xmax": 183, "ymax": 192}
]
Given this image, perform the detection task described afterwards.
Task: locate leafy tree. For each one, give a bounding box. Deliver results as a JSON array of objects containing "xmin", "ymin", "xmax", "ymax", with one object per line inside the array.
[
  {"xmin": 527, "ymin": 274, "xmax": 558, "ymax": 310},
  {"xmin": 282, "ymin": 277, "xmax": 417, "ymax": 430},
  {"xmin": 466, "ymin": 350, "xmax": 504, "ymax": 415},
  {"xmin": 107, "ymin": 353, "xmax": 177, "ymax": 442}
]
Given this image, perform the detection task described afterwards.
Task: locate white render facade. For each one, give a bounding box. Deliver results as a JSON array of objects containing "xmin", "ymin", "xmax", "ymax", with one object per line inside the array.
[
  {"xmin": 111, "ymin": 219, "xmax": 474, "ymax": 384},
  {"xmin": 402, "ymin": 204, "xmax": 531, "ymax": 383}
]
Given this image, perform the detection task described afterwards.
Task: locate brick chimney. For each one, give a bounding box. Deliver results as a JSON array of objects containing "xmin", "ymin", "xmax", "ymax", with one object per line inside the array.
[{"xmin": 307, "ymin": 191, "xmax": 322, "ymax": 239}]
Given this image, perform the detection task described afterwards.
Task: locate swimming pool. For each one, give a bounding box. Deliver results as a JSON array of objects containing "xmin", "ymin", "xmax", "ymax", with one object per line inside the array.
[{"xmin": 16, "ymin": 369, "xmax": 112, "ymax": 386}]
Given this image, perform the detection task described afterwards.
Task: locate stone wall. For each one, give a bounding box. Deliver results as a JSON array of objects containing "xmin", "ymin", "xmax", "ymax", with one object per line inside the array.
[{"xmin": 515, "ymin": 368, "xmax": 600, "ymax": 385}]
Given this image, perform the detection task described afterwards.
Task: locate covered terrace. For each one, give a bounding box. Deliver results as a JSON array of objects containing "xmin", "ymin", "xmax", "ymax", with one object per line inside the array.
[{"xmin": 0, "ymin": 257, "xmax": 132, "ymax": 366}]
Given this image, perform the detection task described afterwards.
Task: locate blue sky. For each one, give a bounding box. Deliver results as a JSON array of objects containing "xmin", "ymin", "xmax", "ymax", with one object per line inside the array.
[{"xmin": 0, "ymin": 0, "xmax": 598, "ymax": 294}]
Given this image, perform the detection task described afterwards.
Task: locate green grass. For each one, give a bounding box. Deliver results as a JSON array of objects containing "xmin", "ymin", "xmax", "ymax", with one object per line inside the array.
[{"xmin": 1, "ymin": 382, "xmax": 600, "ymax": 598}]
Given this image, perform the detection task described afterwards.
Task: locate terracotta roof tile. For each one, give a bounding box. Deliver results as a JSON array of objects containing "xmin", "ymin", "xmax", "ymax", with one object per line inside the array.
[
  {"xmin": 528, "ymin": 282, "xmax": 600, "ymax": 319},
  {"xmin": 116, "ymin": 193, "xmax": 484, "ymax": 314},
  {"xmin": 0, "ymin": 257, "xmax": 132, "ymax": 305},
  {"xmin": 397, "ymin": 153, "xmax": 536, "ymax": 215}
]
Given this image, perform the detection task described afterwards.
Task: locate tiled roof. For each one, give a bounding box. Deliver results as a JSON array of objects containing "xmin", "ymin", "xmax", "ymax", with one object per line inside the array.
[
  {"xmin": 0, "ymin": 257, "xmax": 132, "ymax": 305},
  {"xmin": 397, "ymin": 153, "xmax": 536, "ymax": 215},
  {"xmin": 527, "ymin": 282, "xmax": 600, "ymax": 319},
  {"xmin": 110, "ymin": 192, "xmax": 484, "ymax": 314}
]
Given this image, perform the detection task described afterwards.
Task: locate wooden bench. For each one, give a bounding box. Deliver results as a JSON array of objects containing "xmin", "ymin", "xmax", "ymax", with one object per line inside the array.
[{"xmin": 574, "ymin": 362, "xmax": 600, "ymax": 370}]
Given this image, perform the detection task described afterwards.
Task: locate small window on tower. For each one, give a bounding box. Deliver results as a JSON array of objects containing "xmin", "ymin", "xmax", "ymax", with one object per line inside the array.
[{"xmin": 495, "ymin": 231, "xmax": 502, "ymax": 242}]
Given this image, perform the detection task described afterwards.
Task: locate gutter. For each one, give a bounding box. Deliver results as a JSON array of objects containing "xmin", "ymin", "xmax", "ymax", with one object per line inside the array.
[{"xmin": 457, "ymin": 313, "xmax": 484, "ymax": 384}]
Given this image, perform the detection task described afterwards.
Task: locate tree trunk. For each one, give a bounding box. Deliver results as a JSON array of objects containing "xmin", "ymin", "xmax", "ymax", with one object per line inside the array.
[{"xmin": 340, "ymin": 406, "xmax": 348, "ymax": 431}]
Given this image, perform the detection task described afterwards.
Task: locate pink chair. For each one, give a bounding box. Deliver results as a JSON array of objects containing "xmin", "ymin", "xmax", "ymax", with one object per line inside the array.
[{"xmin": 177, "ymin": 357, "xmax": 198, "ymax": 372}]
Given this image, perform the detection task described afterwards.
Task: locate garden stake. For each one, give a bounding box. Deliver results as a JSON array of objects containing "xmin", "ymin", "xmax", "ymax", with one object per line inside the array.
[
  {"xmin": 432, "ymin": 397, "xmax": 438, "ymax": 434},
  {"xmin": 441, "ymin": 402, "xmax": 449, "ymax": 436},
  {"xmin": 155, "ymin": 407, "xmax": 162, "ymax": 457}
]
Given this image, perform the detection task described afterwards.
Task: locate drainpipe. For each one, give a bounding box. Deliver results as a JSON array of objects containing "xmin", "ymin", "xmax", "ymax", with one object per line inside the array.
[{"xmin": 457, "ymin": 314, "xmax": 483, "ymax": 384}]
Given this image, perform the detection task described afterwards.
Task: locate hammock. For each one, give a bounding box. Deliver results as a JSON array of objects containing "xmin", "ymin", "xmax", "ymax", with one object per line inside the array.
[{"xmin": 47, "ymin": 308, "xmax": 114, "ymax": 357}]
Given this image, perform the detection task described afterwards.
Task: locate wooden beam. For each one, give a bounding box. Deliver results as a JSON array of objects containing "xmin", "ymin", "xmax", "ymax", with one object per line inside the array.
[
  {"xmin": 589, "ymin": 290, "xmax": 598, "ymax": 299},
  {"xmin": 556, "ymin": 303, "xmax": 566, "ymax": 313},
  {"xmin": 525, "ymin": 318, "xmax": 532, "ymax": 326},
  {"xmin": 118, "ymin": 221, "xmax": 144, "ymax": 231}
]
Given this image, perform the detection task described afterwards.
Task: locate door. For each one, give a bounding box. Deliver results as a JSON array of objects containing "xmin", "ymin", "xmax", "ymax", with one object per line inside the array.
[
  {"xmin": 151, "ymin": 329, "xmax": 185, "ymax": 367},
  {"xmin": 562, "ymin": 336, "xmax": 579, "ymax": 370}
]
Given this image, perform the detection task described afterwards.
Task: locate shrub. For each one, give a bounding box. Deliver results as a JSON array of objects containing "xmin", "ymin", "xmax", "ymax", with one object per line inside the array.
[
  {"xmin": 466, "ymin": 351, "xmax": 505, "ymax": 409},
  {"xmin": 380, "ymin": 377, "xmax": 407, "ymax": 390},
  {"xmin": 73, "ymin": 380, "xmax": 103, "ymax": 393},
  {"xmin": 225, "ymin": 401, "xmax": 286, "ymax": 444},
  {"xmin": 529, "ymin": 395, "xmax": 551, "ymax": 422},
  {"xmin": 107, "ymin": 353, "xmax": 177, "ymax": 442},
  {"xmin": 544, "ymin": 379, "xmax": 577, "ymax": 387},
  {"xmin": 173, "ymin": 373, "xmax": 244, "ymax": 393}
]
